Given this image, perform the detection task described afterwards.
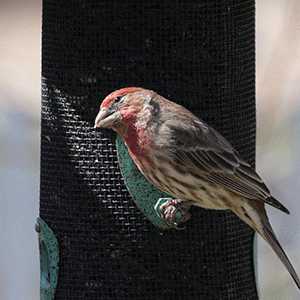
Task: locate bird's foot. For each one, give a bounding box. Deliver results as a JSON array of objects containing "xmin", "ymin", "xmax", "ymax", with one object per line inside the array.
[{"xmin": 154, "ymin": 198, "xmax": 191, "ymax": 230}]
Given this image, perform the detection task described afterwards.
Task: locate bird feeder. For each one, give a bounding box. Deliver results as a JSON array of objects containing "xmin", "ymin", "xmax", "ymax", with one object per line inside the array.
[{"xmin": 39, "ymin": 1, "xmax": 257, "ymax": 299}]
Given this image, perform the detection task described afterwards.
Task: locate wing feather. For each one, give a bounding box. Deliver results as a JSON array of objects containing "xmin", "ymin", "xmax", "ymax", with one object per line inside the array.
[{"xmin": 158, "ymin": 114, "xmax": 289, "ymax": 213}]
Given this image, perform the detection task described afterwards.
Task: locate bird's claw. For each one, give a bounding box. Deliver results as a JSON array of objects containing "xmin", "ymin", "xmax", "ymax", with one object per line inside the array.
[{"xmin": 154, "ymin": 198, "xmax": 191, "ymax": 230}]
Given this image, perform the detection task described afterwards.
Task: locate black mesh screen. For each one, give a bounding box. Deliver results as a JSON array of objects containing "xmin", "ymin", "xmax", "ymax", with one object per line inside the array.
[{"xmin": 40, "ymin": 1, "xmax": 257, "ymax": 299}]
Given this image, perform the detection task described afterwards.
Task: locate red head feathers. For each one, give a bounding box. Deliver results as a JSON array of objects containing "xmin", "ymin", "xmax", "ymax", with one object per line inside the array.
[{"xmin": 100, "ymin": 87, "xmax": 143, "ymax": 109}]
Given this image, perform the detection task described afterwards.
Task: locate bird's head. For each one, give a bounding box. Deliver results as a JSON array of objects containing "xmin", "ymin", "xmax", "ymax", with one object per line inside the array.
[{"xmin": 94, "ymin": 87, "xmax": 151, "ymax": 132}]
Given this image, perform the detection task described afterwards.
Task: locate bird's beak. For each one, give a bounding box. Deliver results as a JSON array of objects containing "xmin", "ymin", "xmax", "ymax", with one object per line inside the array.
[{"xmin": 94, "ymin": 108, "xmax": 121, "ymax": 129}]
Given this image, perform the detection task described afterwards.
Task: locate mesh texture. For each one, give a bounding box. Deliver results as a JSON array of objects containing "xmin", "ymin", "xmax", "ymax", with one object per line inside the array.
[{"xmin": 40, "ymin": 1, "xmax": 257, "ymax": 299}]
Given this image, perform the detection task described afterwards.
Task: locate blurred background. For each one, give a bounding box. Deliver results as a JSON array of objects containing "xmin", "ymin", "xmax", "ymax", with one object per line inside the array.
[{"xmin": 0, "ymin": 0, "xmax": 299, "ymax": 299}]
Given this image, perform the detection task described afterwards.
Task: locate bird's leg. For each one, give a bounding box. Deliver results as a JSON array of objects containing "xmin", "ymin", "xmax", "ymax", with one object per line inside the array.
[{"xmin": 154, "ymin": 198, "xmax": 192, "ymax": 229}]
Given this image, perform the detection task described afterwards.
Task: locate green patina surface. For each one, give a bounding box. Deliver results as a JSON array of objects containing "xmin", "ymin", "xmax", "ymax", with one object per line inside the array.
[
  {"xmin": 36, "ymin": 217, "xmax": 59, "ymax": 300},
  {"xmin": 116, "ymin": 136, "xmax": 184, "ymax": 230}
]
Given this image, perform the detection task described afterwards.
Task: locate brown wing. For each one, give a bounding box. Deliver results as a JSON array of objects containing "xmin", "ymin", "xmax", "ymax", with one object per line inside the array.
[{"xmin": 157, "ymin": 113, "xmax": 289, "ymax": 214}]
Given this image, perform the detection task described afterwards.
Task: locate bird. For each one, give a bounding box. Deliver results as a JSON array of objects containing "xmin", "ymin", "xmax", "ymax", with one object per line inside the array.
[{"xmin": 94, "ymin": 86, "xmax": 300, "ymax": 289}]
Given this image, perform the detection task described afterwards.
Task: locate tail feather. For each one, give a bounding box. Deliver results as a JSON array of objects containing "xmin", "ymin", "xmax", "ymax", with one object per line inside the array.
[
  {"xmin": 260, "ymin": 219, "xmax": 300, "ymax": 289},
  {"xmin": 236, "ymin": 202, "xmax": 300, "ymax": 290}
]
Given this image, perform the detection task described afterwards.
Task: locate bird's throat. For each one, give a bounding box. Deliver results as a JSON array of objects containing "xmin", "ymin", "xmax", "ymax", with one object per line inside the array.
[
  {"xmin": 119, "ymin": 123, "xmax": 154, "ymax": 175},
  {"xmin": 118, "ymin": 106, "xmax": 154, "ymax": 164}
]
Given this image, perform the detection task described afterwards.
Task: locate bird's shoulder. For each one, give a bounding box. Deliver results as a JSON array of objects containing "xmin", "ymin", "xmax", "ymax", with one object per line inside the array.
[{"xmin": 152, "ymin": 97, "xmax": 232, "ymax": 153}]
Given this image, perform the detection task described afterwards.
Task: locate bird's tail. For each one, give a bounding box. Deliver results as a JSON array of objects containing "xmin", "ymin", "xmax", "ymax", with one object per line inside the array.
[
  {"xmin": 259, "ymin": 218, "xmax": 300, "ymax": 289},
  {"xmin": 236, "ymin": 202, "xmax": 300, "ymax": 290}
]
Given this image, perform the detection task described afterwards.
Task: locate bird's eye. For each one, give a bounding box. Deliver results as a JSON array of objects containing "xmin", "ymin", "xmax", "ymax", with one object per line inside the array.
[{"xmin": 115, "ymin": 96, "xmax": 123, "ymax": 103}]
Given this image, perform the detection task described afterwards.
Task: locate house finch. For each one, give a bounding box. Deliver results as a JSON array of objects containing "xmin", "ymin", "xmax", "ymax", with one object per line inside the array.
[{"xmin": 94, "ymin": 87, "xmax": 300, "ymax": 289}]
